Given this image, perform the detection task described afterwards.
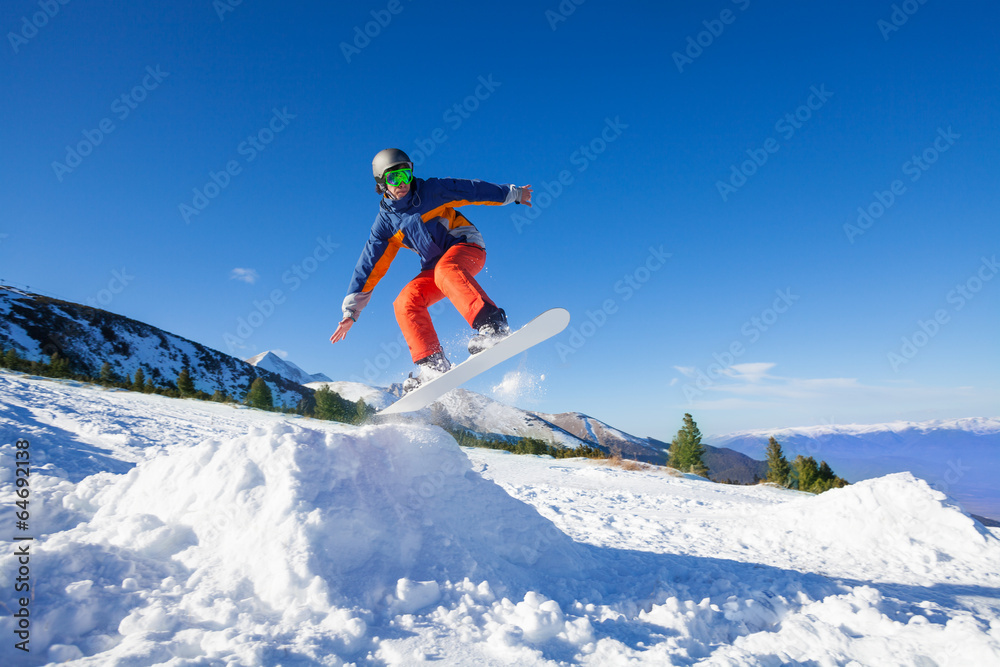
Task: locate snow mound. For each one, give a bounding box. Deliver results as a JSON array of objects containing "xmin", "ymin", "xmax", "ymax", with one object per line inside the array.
[
  {"xmin": 92, "ymin": 421, "xmax": 589, "ymax": 609},
  {"xmin": 0, "ymin": 421, "xmax": 596, "ymax": 663},
  {"xmin": 767, "ymin": 472, "xmax": 1000, "ymax": 581}
]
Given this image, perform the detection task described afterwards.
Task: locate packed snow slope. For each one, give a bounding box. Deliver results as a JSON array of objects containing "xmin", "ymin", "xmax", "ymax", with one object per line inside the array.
[
  {"xmin": 709, "ymin": 418, "xmax": 1000, "ymax": 519},
  {"xmin": 2, "ymin": 371, "xmax": 1000, "ymax": 666}
]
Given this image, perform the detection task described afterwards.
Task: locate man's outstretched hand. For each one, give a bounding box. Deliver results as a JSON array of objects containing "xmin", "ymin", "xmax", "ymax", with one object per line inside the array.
[
  {"xmin": 519, "ymin": 184, "xmax": 533, "ymax": 207},
  {"xmin": 329, "ymin": 318, "xmax": 354, "ymax": 344}
]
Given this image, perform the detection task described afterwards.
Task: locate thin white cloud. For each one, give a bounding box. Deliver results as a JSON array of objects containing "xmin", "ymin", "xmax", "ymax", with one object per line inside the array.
[
  {"xmin": 726, "ymin": 362, "xmax": 776, "ymax": 383},
  {"xmin": 671, "ymin": 362, "xmax": 996, "ymax": 434},
  {"xmin": 230, "ymin": 268, "xmax": 259, "ymax": 284},
  {"xmin": 685, "ymin": 363, "xmax": 981, "ymax": 407}
]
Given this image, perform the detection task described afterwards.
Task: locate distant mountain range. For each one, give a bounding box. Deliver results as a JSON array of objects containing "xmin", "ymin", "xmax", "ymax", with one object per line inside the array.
[
  {"xmin": 708, "ymin": 419, "xmax": 1000, "ymax": 518},
  {"xmin": 6, "ymin": 285, "xmax": 994, "ymax": 514},
  {"xmin": 303, "ymin": 382, "xmax": 768, "ymax": 484}
]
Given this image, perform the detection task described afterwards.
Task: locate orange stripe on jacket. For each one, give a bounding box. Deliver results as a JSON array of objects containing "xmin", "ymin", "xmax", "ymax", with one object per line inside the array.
[
  {"xmin": 422, "ymin": 200, "xmax": 503, "ymax": 229},
  {"xmin": 362, "ymin": 231, "xmax": 406, "ymax": 293}
]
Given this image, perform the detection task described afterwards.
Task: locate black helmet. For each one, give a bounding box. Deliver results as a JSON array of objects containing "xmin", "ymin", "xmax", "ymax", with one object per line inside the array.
[{"xmin": 372, "ymin": 148, "xmax": 413, "ymax": 194}]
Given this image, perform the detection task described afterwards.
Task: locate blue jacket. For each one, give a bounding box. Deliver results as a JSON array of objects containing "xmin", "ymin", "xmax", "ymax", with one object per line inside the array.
[{"xmin": 342, "ymin": 177, "xmax": 521, "ymax": 320}]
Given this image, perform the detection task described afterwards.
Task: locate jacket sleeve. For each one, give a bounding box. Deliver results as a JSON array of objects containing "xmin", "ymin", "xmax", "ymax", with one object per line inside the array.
[
  {"xmin": 427, "ymin": 177, "xmax": 523, "ymax": 208},
  {"xmin": 341, "ymin": 215, "xmax": 403, "ymax": 321}
]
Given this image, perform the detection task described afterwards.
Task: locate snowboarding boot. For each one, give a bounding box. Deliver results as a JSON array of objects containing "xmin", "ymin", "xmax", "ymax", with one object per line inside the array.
[
  {"xmin": 468, "ymin": 307, "xmax": 511, "ymax": 355},
  {"xmin": 402, "ymin": 350, "xmax": 452, "ymax": 394}
]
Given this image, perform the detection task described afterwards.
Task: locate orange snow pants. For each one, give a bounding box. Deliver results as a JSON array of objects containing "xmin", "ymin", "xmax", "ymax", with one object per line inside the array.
[{"xmin": 394, "ymin": 243, "xmax": 495, "ymax": 362}]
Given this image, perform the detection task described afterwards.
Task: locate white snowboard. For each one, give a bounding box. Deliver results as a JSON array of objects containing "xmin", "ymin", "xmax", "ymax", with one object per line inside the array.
[{"xmin": 378, "ymin": 308, "xmax": 570, "ymax": 416}]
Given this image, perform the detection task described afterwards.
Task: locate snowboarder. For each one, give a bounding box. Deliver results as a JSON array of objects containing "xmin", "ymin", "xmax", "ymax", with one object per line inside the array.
[{"xmin": 329, "ymin": 148, "xmax": 533, "ymax": 391}]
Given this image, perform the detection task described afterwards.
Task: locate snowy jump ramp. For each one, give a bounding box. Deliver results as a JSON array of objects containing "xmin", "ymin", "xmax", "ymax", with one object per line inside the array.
[{"xmin": 88, "ymin": 422, "xmax": 591, "ymax": 612}]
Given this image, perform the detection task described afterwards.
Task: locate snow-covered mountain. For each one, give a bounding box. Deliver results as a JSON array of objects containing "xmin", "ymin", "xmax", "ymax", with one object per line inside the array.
[
  {"xmin": 245, "ymin": 350, "xmax": 332, "ymax": 385},
  {"xmin": 708, "ymin": 417, "xmax": 1000, "ymax": 518},
  {"xmin": 2, "ymin": 371, "xmax": 999, "ymax": 665},
  {"xmin": 406, "ymin": 389, "xmax": 767, "ymax": 483},
  {"xmin": 533, "ymin": 410, "xmax": 666, "ymax": 460},
  {"xmin": 0, "ymin": 286, "xmax": 310, "ymax": 408},
  {"xmin": 432, "ymin": 389, "xmax": 599, "ymax": 449}
]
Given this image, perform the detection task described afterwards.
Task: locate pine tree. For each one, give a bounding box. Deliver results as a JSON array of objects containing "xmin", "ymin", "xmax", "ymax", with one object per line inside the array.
[
  {"xmin": 48, "ymin": 352, "xmax": 71, "ymax": 378},
  {"xmin": 792, "ymin": 455, "xmax": 820, "ymax": 492},
  {"xmin": 177, "ymin": 367, "xmax": 195, "ymax": 397},
  {"xmin": 144, "ymin": 379, "xmax": 155, "ymax": 394},
  {"xmin": 133, "ymin": 367, "xmax": 146, "ymax": 391},
  {"xmin": 354, "ymin": 398, "xmax": 373, "ymax": 424},
  {"xmin": 765, "ymin": 436, "xmax": 791, "ymax": 487},
  {"xmin": 515, "ymin": 437, "xmax": 548, "ymax": 455},
  {"xmin": 813, "ymin": 460, "xmax": 849, "ymax": 492},
  {"xmin": 3, "ymin": 348, "xmax": 21, "ymax": 370},
  {"xmin": 669, "ymin": 413, "xmax": 708, "ymax": 476},
  {"xmin": 246, "ymin": 378, "xmax": 274, "ymax": 410},
  {"xmin": 99, "ymin": 362, "xmax": 115, "ymax": 385},
  {"xmin": 314, "ymin": 385, "xmax": 343, "ymax": 421}
]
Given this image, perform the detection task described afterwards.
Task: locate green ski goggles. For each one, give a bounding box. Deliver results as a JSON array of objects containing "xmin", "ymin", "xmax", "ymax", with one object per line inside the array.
[{"xmin": 384, "ymin": 167, "xmax": 413, "ymax": 187}]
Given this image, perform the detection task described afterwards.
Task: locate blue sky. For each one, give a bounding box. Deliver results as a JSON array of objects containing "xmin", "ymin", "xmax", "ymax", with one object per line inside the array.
[{"xmin": 3, "ymin": 0, "xmax": 998, "ymax": 438}]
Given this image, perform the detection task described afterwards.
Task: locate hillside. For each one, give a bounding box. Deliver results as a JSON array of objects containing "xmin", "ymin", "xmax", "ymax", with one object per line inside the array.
[
  {"xmin": 1, "ymin": 371, "xmax": 999, "ymax": 665},
  {"xmin": 534, "ymin": 410, "xmax": 667, "ymax": 461},
  {"xmin": 0, "ymin": 286, "xmax": 311, "ymax": 407}
]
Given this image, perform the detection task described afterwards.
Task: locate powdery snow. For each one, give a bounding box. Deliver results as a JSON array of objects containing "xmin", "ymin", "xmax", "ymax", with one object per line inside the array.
[{"xmin": 1, "ymin": 371, "xmax": 999, "ymax": 666}]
